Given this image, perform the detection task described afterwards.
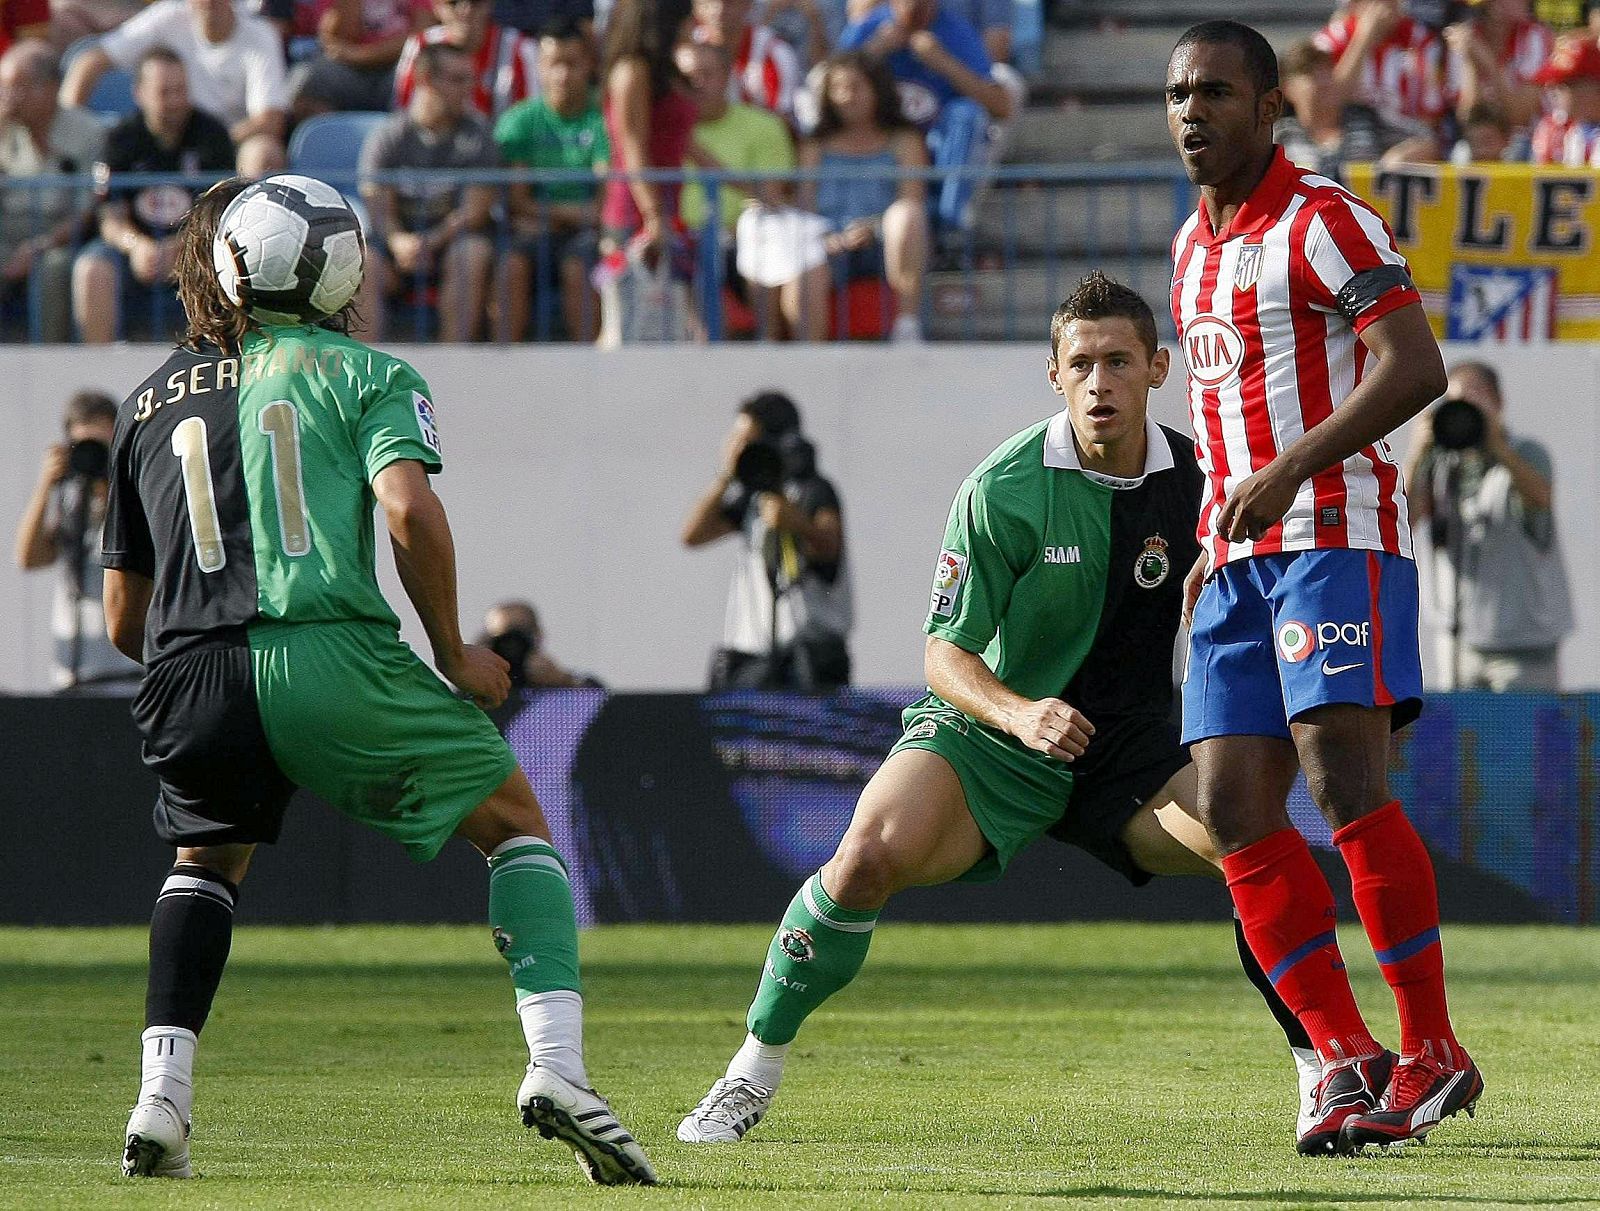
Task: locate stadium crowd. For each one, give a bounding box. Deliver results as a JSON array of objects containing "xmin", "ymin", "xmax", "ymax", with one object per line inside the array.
[
  {"xmin": 0, "ymin": 0, "xmax": 1024, "ymax": 342},
  {"xmin": 0, "ymin": 0, "xmax": 1598, "ymax": 342}
]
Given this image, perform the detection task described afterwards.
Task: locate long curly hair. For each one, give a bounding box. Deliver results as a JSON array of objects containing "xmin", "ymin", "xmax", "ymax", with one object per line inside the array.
[
  {"xmin": 812, "ymin": 52, "xmax": 912, "ymax": 141},
  {"xmin": 174, "ymin": 176, "xmax": 359, "ymax": 354}
]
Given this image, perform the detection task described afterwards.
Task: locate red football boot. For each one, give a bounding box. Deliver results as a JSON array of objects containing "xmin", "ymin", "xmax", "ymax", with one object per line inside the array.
[
  {"xmin": 1297, "ymin": 1049, "xmax": 1397, "ymax": 1156},
  {"xmin": 1340, "ymin": 1048, "xmax": 1485, "ymax": 1151}
]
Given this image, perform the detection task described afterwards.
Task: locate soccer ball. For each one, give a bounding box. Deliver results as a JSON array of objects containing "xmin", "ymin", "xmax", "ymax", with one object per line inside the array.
[{"xmin": 213, "ymin": 174, "xmax": 365, "ymax": 325}]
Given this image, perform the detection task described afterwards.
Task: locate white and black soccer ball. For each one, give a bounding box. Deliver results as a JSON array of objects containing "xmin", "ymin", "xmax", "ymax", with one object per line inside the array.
[{"xmin": 213, "ymin": 174, "xmax": 365, "ymax": 325}]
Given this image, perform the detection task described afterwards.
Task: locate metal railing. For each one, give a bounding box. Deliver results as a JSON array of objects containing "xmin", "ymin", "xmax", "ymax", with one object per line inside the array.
[{"xmin": 0, "ymin": 163, "xmax": 1197, "ymax": 344}]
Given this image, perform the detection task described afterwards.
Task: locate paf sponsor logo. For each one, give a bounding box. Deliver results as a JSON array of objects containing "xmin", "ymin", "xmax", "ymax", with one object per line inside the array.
[
  {"xmin": 1182, "ymin": 314, "xmax": 1245, "ymax": 388},
  {"xmin": 1277, "ymin": 618, "xmax": 1371, "ymax": 663}
]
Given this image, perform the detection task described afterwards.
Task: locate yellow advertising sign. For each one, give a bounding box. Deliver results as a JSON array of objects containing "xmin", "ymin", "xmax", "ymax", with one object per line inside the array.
[{"xmin": 1347, "ymin": 162, "xmax": 1600, "ymax": 341}]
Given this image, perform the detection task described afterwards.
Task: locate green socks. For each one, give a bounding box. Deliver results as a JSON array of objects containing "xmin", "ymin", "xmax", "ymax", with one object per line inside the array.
[
  {"xmin": 488, "ymin": 837, "xmax": 581, "ymax": 998},
  {"xmin": 747, "ymin": 872, "xmax": 879, "ymax": 1045}
]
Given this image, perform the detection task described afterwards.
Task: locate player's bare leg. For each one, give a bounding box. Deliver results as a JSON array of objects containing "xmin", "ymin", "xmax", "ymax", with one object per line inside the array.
[
  {"xmin": 1121, "ymin": 764, "xmax": 1322, "ymax": 1136},
  {"xmin": 454, "ymin": 767, "xmax": 656, "ymax": 1185},
  {"xmin": 124, "ymin": 842, "xmax": 256, "ymax": 1178},
  {"xmin": 1290, "ymin": 706, "xmax": 1481, "ymax": 1151},
  {"xmin": 679, "ymin": 750, "xmax": 984, "ymax": 1143}
]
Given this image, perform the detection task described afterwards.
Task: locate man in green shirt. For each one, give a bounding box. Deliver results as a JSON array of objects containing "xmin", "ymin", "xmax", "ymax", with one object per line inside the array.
[
  {"xmin": 102, "ymin": 177, "xmax": 654, "ymax": 1186},
  {"xmin": 494, "ymin": 19, "xmax": 608, "ymax": 341},
  {"xmin": 677, "ymin": 272, "xmax": 1319, "ymax": 1146}
]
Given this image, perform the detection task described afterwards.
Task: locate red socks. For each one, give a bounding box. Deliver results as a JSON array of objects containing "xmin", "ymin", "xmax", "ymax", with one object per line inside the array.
[
  {"xmin": 1334, "ymin": 800, "xmax": 1460, "ymax": 1061},
  {"xmin": 1222, "ymin": 828, "xmax": 1379, "ymax": 1064}
]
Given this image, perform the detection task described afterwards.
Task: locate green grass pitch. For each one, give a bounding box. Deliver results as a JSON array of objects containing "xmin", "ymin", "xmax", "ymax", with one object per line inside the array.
[{"xmin": 1, "ymin": 922, "xmax": 1597, "ymax": 1209}]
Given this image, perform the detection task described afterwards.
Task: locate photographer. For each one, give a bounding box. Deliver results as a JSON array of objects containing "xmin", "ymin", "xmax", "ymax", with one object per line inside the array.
[
  {"xmin": 13, "ymin": 391, "xmax": 142, "ymax": 692},
  {"xmin": 1404, "ymin": 360, "xmax": 1572, "ymax": 690},
  {"xmin": 682, "ymin": 390, "xmax": 852, "ymax": 690},
  {"xmin": 478, "ymin": 599, "xmax": 601, "ymax": 690}
]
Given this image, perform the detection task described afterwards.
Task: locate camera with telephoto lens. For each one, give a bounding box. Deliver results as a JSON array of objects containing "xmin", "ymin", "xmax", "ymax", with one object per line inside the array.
[
  {"xmin": 67, "ymin": 438, "xmax": 109, "ymax": 481},
  {"xmin": 734, "ymin": 431, "xmax": 816, "ymax": 494},
  {"xmin": 1431, "ymin": 397, "xmax": 1486, "ymax": 452},
  {"xmin": 487, "ymin": 629, "xmax": 534, "ymax": 689}
]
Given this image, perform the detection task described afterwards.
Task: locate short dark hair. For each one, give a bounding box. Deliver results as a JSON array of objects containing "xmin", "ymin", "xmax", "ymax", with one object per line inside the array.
[
  {"xmin": 135, "ymin": 46, "xmax": 185, "ymax": 82},
  {"xmin": 415, "ymin": 40, "xmax": 468, "ymax": 82},
  {"xmin": 538, "ymin": 15, "xmax": 590, "ymax": 44},
  {"xmin": 1450, "ymin": 359, "xmax": 1503, "ymax": 403},
  {"xmin": 65, "ymin": 390, "xmax": 117, "ymax": 429},
  {"xmin": 740, "ymin": 390, "xmax": 801, "ymax": 436},
  {"xmin": 1050, "ymin": 272, "xmax": 1159, "ymax": 360},
  {"xmin": 1174, "ymin": 19, "xmax": 1280, "ymax": 95}
]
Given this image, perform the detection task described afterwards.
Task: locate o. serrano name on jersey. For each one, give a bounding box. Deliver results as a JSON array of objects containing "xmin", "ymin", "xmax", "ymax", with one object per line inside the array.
[
  {"xmin": 133, "ymin": 345, "xmax": 347, "ymax": 422},
  {"xmin": 1171, "ymin": 147, "xmax": 1420, "ymax": 571}
]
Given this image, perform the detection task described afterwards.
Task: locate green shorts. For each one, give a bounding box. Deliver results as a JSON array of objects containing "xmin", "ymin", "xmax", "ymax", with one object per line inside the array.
[
  {"xmin": 249, "ymin": 619, "xmax": 517, "ymax": 861},
  {"xmin": 887, "ymin": 694, "xmax": 1075, "ymax": 882}
]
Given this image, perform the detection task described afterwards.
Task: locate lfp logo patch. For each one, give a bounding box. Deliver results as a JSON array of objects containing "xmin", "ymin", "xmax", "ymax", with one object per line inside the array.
[
  {"xmin": 414, "ymin": 390, "xmax": 441, "ymax": 454},
  {"xmin": 1276, "ymin": 620, "xmax": 1317, "ymax": 663},
  {"xmin": 930, "ymin": 549, "xmax": 967, "ymax": 618}
]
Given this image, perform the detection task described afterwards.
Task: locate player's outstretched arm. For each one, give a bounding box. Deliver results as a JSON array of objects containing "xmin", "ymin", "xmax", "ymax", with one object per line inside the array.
[
  {"xmin": 372, "ymin": 459, "xmax": 509, "ymax": 709},
  {"xmin": 1218, "ymin": 303, "xmax": 1446, "ymax": 543},
  {"xmin": 103, "ymin": 568, "xmax": 153, "ymax": 663},
  {"xmin": 925, "ymin": 635, "xmax": 1094, "ymax": 762}
]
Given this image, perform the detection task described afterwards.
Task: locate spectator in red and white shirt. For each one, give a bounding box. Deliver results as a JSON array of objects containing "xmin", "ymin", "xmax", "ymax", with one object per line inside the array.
[
  {"xmin": 693, "ymin": 0, "xmax": 800, "ymax": 123},
  {"xmin": 1442, "ymin": 0, "xmax": 1553, "ymax": 128},
  {"xmin": 394, "ymin": 0, "xmax": 539, "ymax": 121},
  {"xmin": 1530, "ymin": 33, "xmax": 1600, "ymax": 163},
  {"xmin": 1314, "ymin": 0, "xmax": 1448, "ymax": 137},
  {"xmin": 290, "ymin": 0, "xmax": 434, "ymax": 119}
]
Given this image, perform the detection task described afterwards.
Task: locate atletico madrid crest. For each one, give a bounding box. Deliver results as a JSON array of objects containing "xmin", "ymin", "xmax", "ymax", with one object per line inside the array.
[{"xmin": 1235, "ymin": 245, "xmax": 1263, "ymax": 292}]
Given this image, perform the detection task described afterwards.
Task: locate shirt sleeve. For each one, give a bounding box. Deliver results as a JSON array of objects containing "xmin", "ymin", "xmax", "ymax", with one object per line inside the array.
[
  {"xmin": 1512, "ymin": 437, "xmax": 1556, "ymax": 546},
  {"xmin": 1312, "ymin": 16, "xmax": 1351, "ymax": 57},
  {"xmin": 99, "ymin": 1, "xmax": 172, "ymax": 70},
  {"xmin": 979, "ymin": 0, "xmax": 1014, "ymax": 34},
  {"xmin": 100, "ymin": 413, "xmax": 155, "ymax": 576},
  {"xmin": 838, "ymin": 14, "xmax": 877, "ymax": 50},
  {"xmin": 936, "ymin": 12, "xmax": 993, "ymax": 74},
  {"xmin": 1297, "ymin": 191, "xmax": 1421, "ymax": 332},
  {"xmin": 242, "ymin": 22, "xmax": 290, "ymax": 115},
  {"xmin": 356, "ymin": 357, "xmax": 445, "ymax": 482},
  {"xmin": 923, "ymin": 476, "xmax": 1030, "ymax": 653}
]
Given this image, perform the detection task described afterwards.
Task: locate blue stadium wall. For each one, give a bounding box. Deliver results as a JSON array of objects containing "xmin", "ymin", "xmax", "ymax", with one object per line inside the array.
[{"xmin": 5, "ymin": 689, "xmax": 1591, "ymax": 927}]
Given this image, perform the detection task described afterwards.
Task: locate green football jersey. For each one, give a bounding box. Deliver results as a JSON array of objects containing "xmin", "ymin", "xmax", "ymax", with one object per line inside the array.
[
  {"xmin": 922, "ymin": 413, "xmax": 1203, "ymax": 750},
  {"xmin": 103, "ymin": 325, "xmax": 444, "ymax": 663}
]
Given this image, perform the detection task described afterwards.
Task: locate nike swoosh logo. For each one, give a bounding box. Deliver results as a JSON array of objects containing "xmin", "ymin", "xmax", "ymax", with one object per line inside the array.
[{"xmin": 1322, "ymin": 661, "xmax": 1366, "ymax": 675}]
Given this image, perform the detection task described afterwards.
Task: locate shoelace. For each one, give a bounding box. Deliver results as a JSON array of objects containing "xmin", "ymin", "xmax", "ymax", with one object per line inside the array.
[
  {"xmin": 696, "ymin": 1078, "xmax": 771, "ymax": 1126},
  {"xmin": 1381, "ymin": 1054, "xmax": 1446, "ymax": 1110}
]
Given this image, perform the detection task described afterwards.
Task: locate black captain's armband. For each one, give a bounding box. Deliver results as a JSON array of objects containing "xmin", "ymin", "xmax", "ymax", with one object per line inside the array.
[{"xmin": 1336, "ymin": 264, "xmax": 1415, "ymax": 326}]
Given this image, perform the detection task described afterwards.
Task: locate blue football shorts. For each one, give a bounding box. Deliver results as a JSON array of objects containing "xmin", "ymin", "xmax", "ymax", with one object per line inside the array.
[{"xmin": 1182, "ymin": 548, "xmax": 1424, "ymax": 743}]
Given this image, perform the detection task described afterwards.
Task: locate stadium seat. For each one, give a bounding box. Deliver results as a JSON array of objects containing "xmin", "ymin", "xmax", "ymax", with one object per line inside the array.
[
  {"xmin": 287, "ymin": 111, "xmax": 390, "ymax": 189},
  {"xmin": 62, "ymin": 36, "xmax": 134, "ymax": 121}
]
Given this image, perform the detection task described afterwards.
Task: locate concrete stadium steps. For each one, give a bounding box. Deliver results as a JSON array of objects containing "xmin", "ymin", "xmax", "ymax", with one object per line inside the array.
[
  {"xmin": 1007, "ymin": 101, "xmax": 1176, "ymax": 163},
  {"xmin": 924, "ymin": 257, "xmax": 1177, "ymax": 343},
  {"xmin": 971, "ymin": 177, "xmax": 1190, "ymax": 257},
  {"xmin": 1038, "ymin": 20, "xmax": 1320, "ymax": 98}
]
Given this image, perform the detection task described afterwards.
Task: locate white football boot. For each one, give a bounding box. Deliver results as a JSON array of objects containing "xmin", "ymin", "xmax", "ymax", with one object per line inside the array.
[
  {"xmin": 517, "ymin": 1063, "xmax": 657, "ymax": 1185},
  {"xmin": 122, "ymin": 1096, "xmax": 192, "ymax": 1178},
  {"xmin": 1293, "ymin": 1046, "xmax": 1322, "ymax": 1140},
  {"xmin": 676, "ymin": 1076, "xmax": 775, "ymax": 1143}
]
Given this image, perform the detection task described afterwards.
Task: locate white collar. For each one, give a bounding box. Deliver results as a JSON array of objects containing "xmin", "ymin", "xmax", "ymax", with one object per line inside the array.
[{"xmin": 1043, "ymin": 411, "xmax": 1174, "ymax": 488}]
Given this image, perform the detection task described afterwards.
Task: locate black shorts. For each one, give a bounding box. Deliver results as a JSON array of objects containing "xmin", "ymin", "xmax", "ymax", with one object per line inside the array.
[
  {"xmin": 131, "ymin": 634, "xmax": 295, "ymax": 848},
  {"xmin": 1046, "ymin": 714, "xmax": 1190, "ymax": 886}
]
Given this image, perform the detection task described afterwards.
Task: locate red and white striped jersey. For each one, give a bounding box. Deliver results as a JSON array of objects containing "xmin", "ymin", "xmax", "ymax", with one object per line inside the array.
[
  {"xmin": 1531, "ymin": 111, "xmax": 1600, "ymax": 164},
  {"xmin": 731, "ymin": 23, "xmax": 800, "ymax": 122},
  {"xmin": 1171, "ymin": 147, "xmax": 1421, "ymax": 571},
  {"xmin": 1314, "ymin": 14, "xmax": 1447, "ymax": 130},
  {"xmin": 394, "ymin": 23, "xmax": 539, "ymax": 122},
  {"xmin": 1445, "ymin": 17, "xmax": 1555, "ymax": 101}
]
